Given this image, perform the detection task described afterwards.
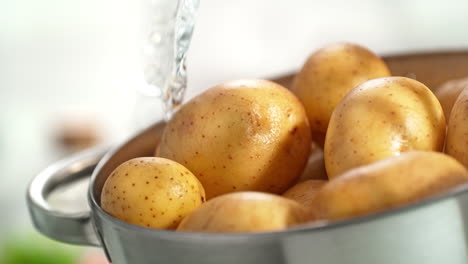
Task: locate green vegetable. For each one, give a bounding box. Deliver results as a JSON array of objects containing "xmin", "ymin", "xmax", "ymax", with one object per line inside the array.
[{"xmin": 0, "ymin": 231, "xmax": 80, "ymax": 264}]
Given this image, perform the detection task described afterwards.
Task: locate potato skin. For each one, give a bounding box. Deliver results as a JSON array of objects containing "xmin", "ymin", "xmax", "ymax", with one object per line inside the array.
[
  {"xmin": 177, "ymin": 192, "xmax": 312, "ymax": 233},
  {"xmin": 296, "ymin": 142, "xmax": 328, "ymax": 182},
  {"xmin": 446, "ymin": 87, "xmax": 468, "ymax": 167},
  {"xmin": 435, "ymin": 77, "xmax": 468, "ymax": 120},
  {"xmin": 101, "ymin": 157, "xmax": 205, "ymax": 229},
  {"xmin": 325, "ymin": 77, "xmax": 446, "ymax": 179},
  {"xmin": 311, "ymin": 151, "xmax": 468, "ymax": 221},
  {"xmin": 292, "ymin": 43, "xmax": 390, "ymax": 145},
  {"xmin": 282, "ymin": 179, "xmax": 326, "ymax": 208},
  {"xmin": 158, "ymin": 79, "xmax": 311, "ymax": 198}
]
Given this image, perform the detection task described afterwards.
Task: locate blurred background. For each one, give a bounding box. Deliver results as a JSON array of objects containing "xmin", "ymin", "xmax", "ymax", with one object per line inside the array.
[{"xmin": 1, "ymin": 0, "xmax": 468, "ymax": 263}]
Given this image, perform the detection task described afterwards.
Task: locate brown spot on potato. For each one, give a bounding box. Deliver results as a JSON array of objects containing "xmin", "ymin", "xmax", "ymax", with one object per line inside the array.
[{"xmin": 290, "ymin": 126, "xmax": 298, "ymax": 135}]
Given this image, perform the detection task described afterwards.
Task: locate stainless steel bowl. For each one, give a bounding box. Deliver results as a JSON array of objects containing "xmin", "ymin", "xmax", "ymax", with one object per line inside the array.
[{"xmin": 27, "ymin": 51, "xmax": 468, "ymax": 264}]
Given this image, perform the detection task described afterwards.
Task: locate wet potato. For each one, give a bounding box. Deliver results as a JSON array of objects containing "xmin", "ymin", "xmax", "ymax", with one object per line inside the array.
[
  {"xmin": 101, "ymin": 157, "xmax": 205, "ymax": 229},
  {"xmin": 435, "ymin": 77, "xmax": 468, "ymax": 120},
  {"xmin": 158, "ymin": 79, "xmax": 311, "ymax": 199},
  {"xmin": 446, "ymin": 87, "xmax": 468, "ymax": 167},
  {"xmin": 325, "ymin": 77, "xmax": 446, "ymax": 179},
  {"xmin": 311, "ymin": 151, "xmax": 468, "ymax": 222},
  {"xmin": 177, "ymin": 192, "xmax": 312, "ymax": 233}
]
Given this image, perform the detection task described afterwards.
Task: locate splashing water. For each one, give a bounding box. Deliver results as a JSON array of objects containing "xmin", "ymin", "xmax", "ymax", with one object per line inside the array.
[
  {"xmin": 165, "ymin": 0, "xmax": 199, "ymax": 120},
  {"xmin": 142, "ymin": 0, "xmax": 199, "ymax": 121}
]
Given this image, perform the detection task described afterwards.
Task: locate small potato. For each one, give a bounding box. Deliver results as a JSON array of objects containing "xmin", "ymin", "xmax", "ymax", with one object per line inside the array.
[
  {"xmin": 311, "ymin": 151, "xmax": 468, "ymax": 221},
  {"xmin": 101, "ymin": 157, "xmax": 205, "ymax": 229},
  {"xmin": 292, "ymin": 43, "xmax": 391, "ymax": 145},
  {"xmin": 297, "ymin": 142, "xmax": 328, "ymax": 182},
  {"xmin": 177, "ymin": 192, "xmax": 311, "ymax": 233},
  {"xmin": 283, "ymin": 180, "xmax": 326, "ymax": 208},
  {"xmin": 158, "ymin": 79, "xmax": 311, "ymax": 198},
  {"xmin": 446, "ymin": 87, "xmax": 468, "ymax": 167},
  {"xmin": 325, "ymin": 77, "xmax": 446, "ymax": 178},
  {"xmin": 435, "ymin": 77, "xmax": 468, "ymax": 119}
]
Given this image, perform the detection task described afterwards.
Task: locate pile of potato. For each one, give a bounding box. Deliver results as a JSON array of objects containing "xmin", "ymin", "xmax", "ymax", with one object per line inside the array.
[{"xmin": 101, "ymin": 43, "xmax": 468, "ymax": 233}]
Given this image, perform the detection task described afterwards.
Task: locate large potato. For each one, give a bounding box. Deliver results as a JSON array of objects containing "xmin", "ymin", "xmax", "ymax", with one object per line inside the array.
[
  {"xmin": 101, "ymin": 157, "xmax": 205, "ymax": 229},
  {"xmin": 177, "ymin": 192, "xmax": 311, "ymax": 233},
  {"xmin": 311, "ymin": 151, "xmax": 468, "ymax": 221},
  {"xmin": 292, "ymin": 43, "xmax": 390, "ymax": 145},
  {"xmin": 157, "ymin": 79, "xmax": 311, "ymax": 198},
  {"xmin": 435, "ymin": 77, "xmax": 468, "ymax": 119},
  {"xmin": 446, "ymin": 87, "xmax": 468, "ymax": 167},
  {"xmin": 283, "ymin": 179, "xmax": 326, "ymax": 208},
  {"xmin": 325, "ymin": 77, "xmax": 446, "ymax": 178}
]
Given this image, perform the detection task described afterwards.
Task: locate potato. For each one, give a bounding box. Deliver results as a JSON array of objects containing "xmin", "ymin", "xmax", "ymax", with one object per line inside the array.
[
  {"xmin": 177, "ymin": 192, "xmax": 311, "ymax": 233},
  {"xmin": 292, "ymin": 43, "xmax": 391, "ymax": 145},
  {"xmin": 325, "ymin": 77, "xmax": 446, "ymax": 179},
  {"xmin": 101, "ymin": 157, "xmax": 205, "ymax": 229},
  {"xmin": 311, "ymin": 151, "xmax": 468, "ymax": 221},
  {"xmin": 435, "ymin": 77, "xmax": 468, "ymax": 119},
  {"xmin": 446, "ymin": 87, "xmax": 468, "ymax": 167},
  {"xmin": 157, "ymin": 79, "xmax": 311, "ymax": 198},
  {"xmin": 283, "ymin": 180, "xmax": 326, "ymax": 208},
  {"xmin": 297, "ymin": 142, "xmax": 328, "ymax": 182}
]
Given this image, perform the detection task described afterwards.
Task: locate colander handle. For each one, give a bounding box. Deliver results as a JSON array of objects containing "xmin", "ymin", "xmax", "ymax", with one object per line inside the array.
[{"xmin": 26, "ymin": 146, "xmax": 108, "ymax": 246}]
